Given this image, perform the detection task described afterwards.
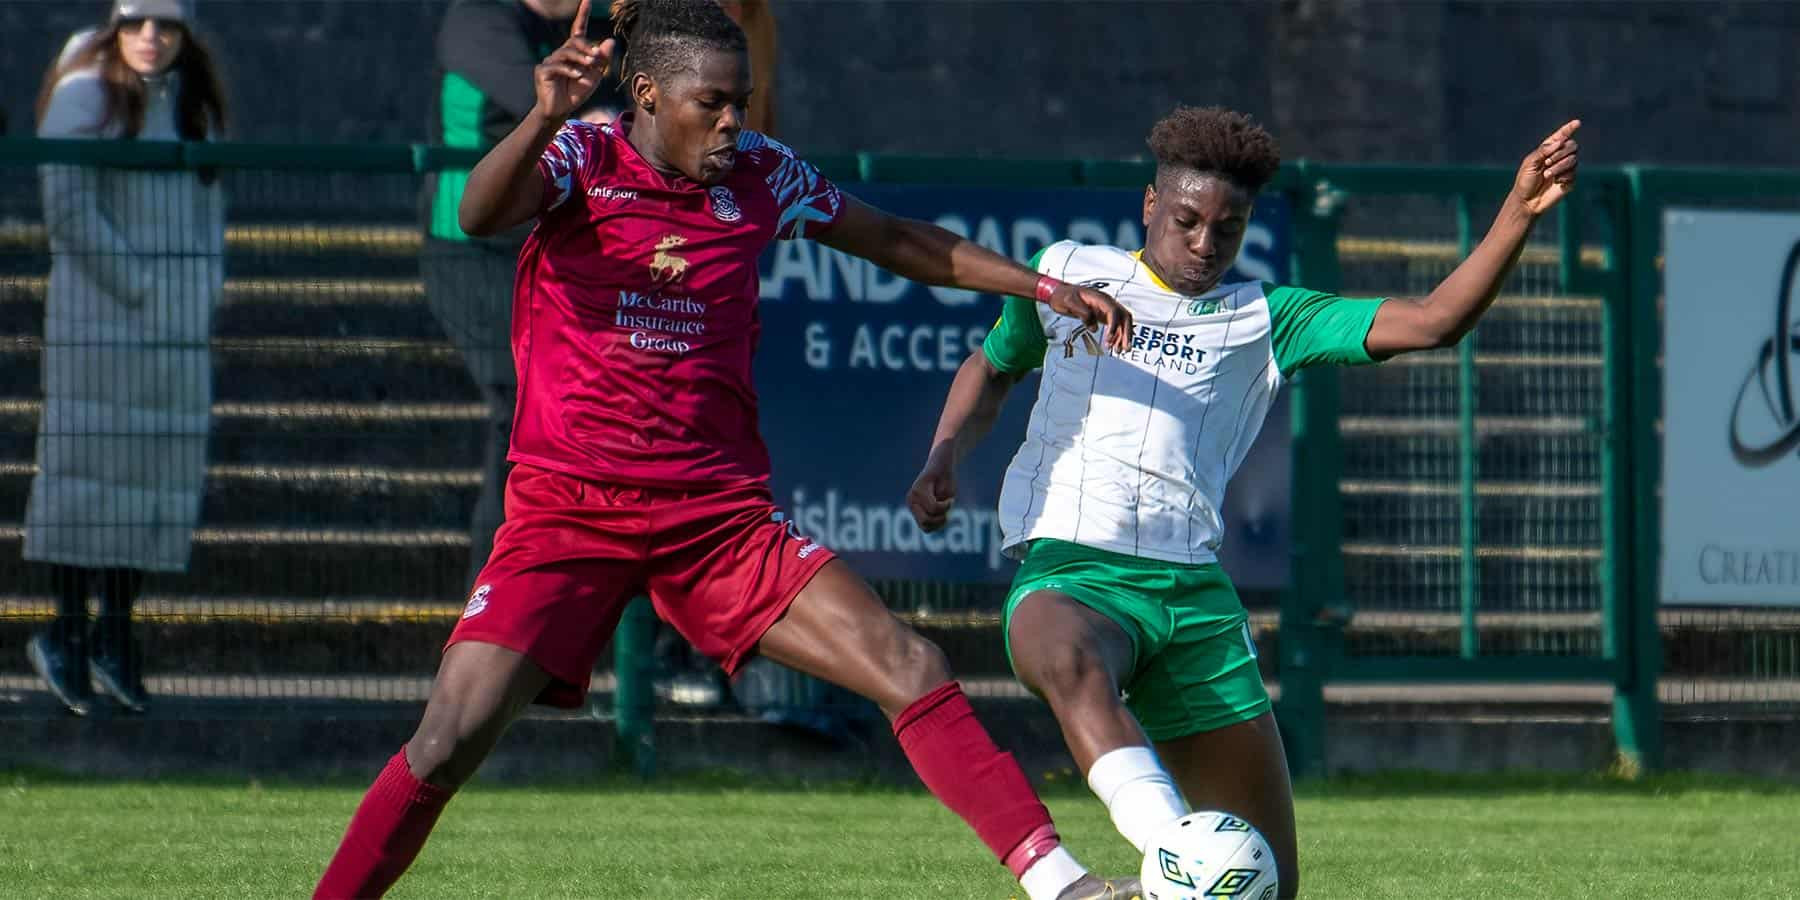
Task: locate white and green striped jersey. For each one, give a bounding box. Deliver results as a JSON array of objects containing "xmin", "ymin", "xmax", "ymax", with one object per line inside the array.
[{"xmin": 986, "ymin": 240, "xmax": 1386, "ymax": 566}]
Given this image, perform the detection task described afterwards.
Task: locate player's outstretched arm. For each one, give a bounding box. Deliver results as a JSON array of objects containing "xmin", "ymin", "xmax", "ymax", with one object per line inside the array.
[
  {"xmin": 1363, "ymin": 120, "xmax": 1581, "ymax": 358},
  {"xmin": 460, "ymin": 0, "xmax": 612, "ymax": 236},
  {"xmin": 817, "ymin": 195, "xmax": 1135, "ymax": 353},
  {"xmin": 907, "ymin": 351, "xmax": 1025, "ymax": 532}
]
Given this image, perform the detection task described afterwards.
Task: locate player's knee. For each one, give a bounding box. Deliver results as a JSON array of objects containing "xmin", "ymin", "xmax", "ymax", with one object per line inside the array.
[
  {"xmin": 900, "ymin": 633, "xmax": 957, "ymax": 687},
  {"xmin": 887, "ymin": 632, "xmax": 952, "ymax": 701},
  {"xmin": 406, "ymin": 719, "xmax": 483, "ymax": 790},
  {"xmin": 1018, "ymin": 642, "xmax": 1112, "ymax": 706}
]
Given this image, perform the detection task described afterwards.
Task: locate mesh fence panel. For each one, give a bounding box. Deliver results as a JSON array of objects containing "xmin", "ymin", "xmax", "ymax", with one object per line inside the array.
[
  {"xmin": 1331, "ymin": 191, "xmax": 1607, "ymax": 660},
  {"xmin": 0, "ymin": 159, "xmax": 510, "ymax": 708}
]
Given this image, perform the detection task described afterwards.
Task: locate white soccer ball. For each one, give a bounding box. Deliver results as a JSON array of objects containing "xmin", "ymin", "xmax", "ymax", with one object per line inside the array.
[{"xmin": 1139, "ymin": 811, "xmax": 1280, "ymax": 900}]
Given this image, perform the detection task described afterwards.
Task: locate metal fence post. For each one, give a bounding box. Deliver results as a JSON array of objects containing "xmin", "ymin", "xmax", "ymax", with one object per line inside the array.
[
  {"xmin": 613, "ymin": 596, "xmax": 658, "ymax": 777},
  {"xmin": 1454, "ymin": 193, "xmax": 1480, "ymax": 659},
  {"xmin": 1278, "ymin": 173, "xmax": 1347, "ymax": 779},
  {"xmin": 1612, "ymin": 169, "xmax": 1664, "ymax": 771}
]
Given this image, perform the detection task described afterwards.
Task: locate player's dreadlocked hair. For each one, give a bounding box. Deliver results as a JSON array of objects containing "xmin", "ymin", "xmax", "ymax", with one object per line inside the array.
[
  {"xmin": 1147, "ymin": 106, "xmax": 1282, "ymax": 193},
  {"xmin": 607, "ymin": 0, "xmax": 747, "ymax": 83}
]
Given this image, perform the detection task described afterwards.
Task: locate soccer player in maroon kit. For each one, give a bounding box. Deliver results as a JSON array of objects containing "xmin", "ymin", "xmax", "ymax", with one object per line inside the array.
[{"xmin": 312, "ymin": 1, "xmax": 1143, "ymax": 897}]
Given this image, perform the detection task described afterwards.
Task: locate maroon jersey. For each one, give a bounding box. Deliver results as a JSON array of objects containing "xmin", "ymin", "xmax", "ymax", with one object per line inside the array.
[{"xmin": 509, "ymin": 115, "xmax": 843, "ymax": 487}]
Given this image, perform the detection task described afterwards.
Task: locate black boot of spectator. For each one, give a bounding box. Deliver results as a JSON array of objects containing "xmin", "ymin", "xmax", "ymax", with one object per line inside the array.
[
  {"xmin": 30, "ymin": 565, "xmax": 93, "ymax": 716},
  {"xmin": 91, "ymin": 569, "xmax": 148, "ymax": 714},
  {"xmin": 28, "ymin": 627, "xmax": 92, "ymax": 717},
  {"xmin": 90, "ymin": 641, "xmax": 147, "ymax": 714}
]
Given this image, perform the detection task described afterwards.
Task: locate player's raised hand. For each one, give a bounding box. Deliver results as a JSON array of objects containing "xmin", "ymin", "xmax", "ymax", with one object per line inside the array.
[
  {"xmin": 907, "ymin": 452, "xmax": 958, "ymax": 533},
  {"xmin": 534, "ymin": 0, "xmax": 613, "ymax": 123},
  {"xmin": 1510, "ymin": 119, "xmax": 1581, "ymax": 216},
  {"xmin": 1046, "ymin": 282, "xmax": 1135, "ymax": 354}
]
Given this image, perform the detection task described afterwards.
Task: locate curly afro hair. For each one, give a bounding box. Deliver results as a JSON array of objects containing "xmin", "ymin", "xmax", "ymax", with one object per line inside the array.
[{"xmin": 1147, "ymin": 106, "xmax": 1282, "ymax": 193}]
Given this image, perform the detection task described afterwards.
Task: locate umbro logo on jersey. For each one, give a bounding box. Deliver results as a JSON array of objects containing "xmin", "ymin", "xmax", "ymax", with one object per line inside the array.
[
  {"xmin": 709, "ymin": 186, "xmax": 743, "ymax": 223},
  {"xmin": 1080, "ymin": 279, "xmax": 1113, "ymax": 291}
]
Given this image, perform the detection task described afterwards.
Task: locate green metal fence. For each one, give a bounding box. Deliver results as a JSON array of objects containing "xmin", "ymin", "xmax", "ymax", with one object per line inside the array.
[
  {"xmin": 0, "ymin": 138, "xmax": 1795, "ymax": 778},
  {"xmin": 1273, "ymin": 166, "xmax": 1653, "ymax": 776}
]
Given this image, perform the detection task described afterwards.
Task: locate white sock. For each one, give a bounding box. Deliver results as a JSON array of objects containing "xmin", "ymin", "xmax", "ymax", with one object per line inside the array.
[
  {"xmin": 1019, "ymin": 846, "xmax": 1088, "ymax": 900},
  {"xmin": 1086, "ymin": 745, "xmax": 1190, "ymax": 852}
]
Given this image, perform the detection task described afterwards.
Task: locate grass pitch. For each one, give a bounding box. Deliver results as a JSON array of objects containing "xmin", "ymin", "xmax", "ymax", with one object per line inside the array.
[{"xmin": 2, "ymin": 771, "xmax": 1796, "ymax": 898}]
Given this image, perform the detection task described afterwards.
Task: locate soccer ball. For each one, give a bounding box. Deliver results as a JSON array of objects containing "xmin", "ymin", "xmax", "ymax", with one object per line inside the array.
[{"xmin": 1139, "ymin": 811, "xmax": 1279, "ymax": 900}]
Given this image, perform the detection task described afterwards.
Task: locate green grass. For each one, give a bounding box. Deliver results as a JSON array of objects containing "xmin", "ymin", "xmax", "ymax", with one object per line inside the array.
[{"xmin": 1, "ymin": 771, "xmax": 1797, "ymax": 898}]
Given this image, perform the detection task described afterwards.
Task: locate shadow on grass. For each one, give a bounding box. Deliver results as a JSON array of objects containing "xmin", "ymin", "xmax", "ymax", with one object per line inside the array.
[
  {"xmin": 4, "ymin": 765, "xmax": 1797, "ymax": 798},
  {"xmin": 1293, "ymin": 770, "xmax": 1800, "ymax": 798}
]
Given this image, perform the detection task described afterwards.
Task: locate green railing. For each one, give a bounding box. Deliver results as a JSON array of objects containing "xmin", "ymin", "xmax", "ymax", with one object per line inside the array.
[{"xmin": 2, "ymin": 138, "xmax": 1796, "ymax": 779}]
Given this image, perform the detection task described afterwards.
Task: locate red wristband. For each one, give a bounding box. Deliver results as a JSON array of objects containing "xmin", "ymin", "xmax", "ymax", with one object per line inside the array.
[{"xmin": 1034, "ymin": 275, "xmax": 1062, "ymax": 303}]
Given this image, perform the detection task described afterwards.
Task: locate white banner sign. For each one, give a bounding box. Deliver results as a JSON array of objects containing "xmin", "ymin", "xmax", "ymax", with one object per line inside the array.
[{"xmin": 1662, "ymin": 209, "xmax": 1800, "ymax": 606}]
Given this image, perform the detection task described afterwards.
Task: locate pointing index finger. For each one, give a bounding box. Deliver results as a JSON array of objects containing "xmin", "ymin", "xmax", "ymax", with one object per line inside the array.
[
  {"xmin": 571, "ymin": 0, "xmax": 592, "ymax": 41},
  {"xmin": 1542, "ymin": 119, "xmax": 1581, "ymax": 149}
]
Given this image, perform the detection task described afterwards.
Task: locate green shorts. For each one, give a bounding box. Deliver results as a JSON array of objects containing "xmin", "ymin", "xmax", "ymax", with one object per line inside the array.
[{"xmin": 1002, "ymin": 539, "xmax": 1270, "ymax": 742}]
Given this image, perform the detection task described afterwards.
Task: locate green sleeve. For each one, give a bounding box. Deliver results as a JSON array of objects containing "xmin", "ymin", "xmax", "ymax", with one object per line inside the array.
[
  {"xmin": 981, "ymin": 248, "xmax": 1051, "ymax": 374},
  {"xmin": 1266, "ymin": 282, "xmax": 1387, "ymax": 374}
]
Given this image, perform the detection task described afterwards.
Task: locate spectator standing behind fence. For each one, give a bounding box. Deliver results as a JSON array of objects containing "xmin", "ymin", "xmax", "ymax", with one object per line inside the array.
[
  {"xmin": 423, "ymin": 0, "xmax": 629, "ymax": 587},
  {"xmin": 22, "ymin": 0, "xmax": 227, "ymax": 717},
  {"xmin": 716, "ymin": 0, "xmax": 774, "ymax": 134}
]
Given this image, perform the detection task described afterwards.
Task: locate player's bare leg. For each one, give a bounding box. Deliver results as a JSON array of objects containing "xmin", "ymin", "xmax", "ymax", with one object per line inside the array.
[
  {"xmin": 1009, "ymin": 591, "xmax": 1146, "ymax": 768},
  {"xmin": 404, "ymin": 641, "xmax": 551, "ymax": 787},
  {"xmin": 312, "ymin": 642, "xmax": 552, "ymax": 898},
  {"xmin": 756, "ymin": 560, "xmax": 1142, "ymax": 900},
  {"xmin": 1009, "ymin": 591, "xmax": 1191, "ymax": 854},
  {"xmin": 1155, "ymin": 713, "xmax": 1298, "ymax": 899}
]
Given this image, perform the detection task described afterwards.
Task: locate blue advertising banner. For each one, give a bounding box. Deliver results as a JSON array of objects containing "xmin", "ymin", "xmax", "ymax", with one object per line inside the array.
[{"xmin": 754, "ymin": 185, "xmax": 1292, "ymax": 588}]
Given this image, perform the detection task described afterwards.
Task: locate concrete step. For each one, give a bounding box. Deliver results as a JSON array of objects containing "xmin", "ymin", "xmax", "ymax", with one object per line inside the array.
[
  {"xmin": 1342, "ymin": 353, "xmax": 1604, "ymax": 418},
  {"xmin": 0, "ymin": 398, "xmax": 484, "ymax": 468},
  {"xmin": 0, "ymin": 462, "xmax": 479, "ymax": 530},
  {"xmin": 0, "ymin": 463, "xmax": 1614, "ymax": 553},
  {"xmin": 0, "ymin": 275, "xmax": 441, "ymax": 339},
  {"xmin": 1342, "ymin": 426, "xmax": 1602, "ymax": 483},
  {"xmin": 3, "ymin": 598, "xmax": 1791, "ymax": 683},
  {"xmin": 3, "ymin": 691, "xmax": 1793, "ymax": 783},
  {"xmin": 1341, "ymin": 482, "xmax": 1601, "ymax": 547},
  {"xmin": 1340, "ymin": 544, "xmax": 1603, "ymax": 613},
  {"xmin": 0, "ymin": 336, "xmax": 477, "ymax": 406},
  {"xmin": 0, "ymin": 335, "xmax": 1609, "ymax": 415},
  {"xmin": 0, "ymin": 527, "xmax": 471, "ymax": 599},
  {"xmin": 0, "ymin": 223, "xmax": 421, "ymax": 257}
]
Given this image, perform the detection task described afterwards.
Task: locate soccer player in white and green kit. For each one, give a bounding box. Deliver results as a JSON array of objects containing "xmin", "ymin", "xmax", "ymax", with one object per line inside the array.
[{"xmin": 908, "ymin": 106, "xmax": 1581, "ymax": 897}]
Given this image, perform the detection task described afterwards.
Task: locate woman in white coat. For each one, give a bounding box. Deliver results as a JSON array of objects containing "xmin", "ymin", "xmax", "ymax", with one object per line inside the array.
[{"xmin": 24, "ymin": 0, "xmax": 227, "ymax": 716}]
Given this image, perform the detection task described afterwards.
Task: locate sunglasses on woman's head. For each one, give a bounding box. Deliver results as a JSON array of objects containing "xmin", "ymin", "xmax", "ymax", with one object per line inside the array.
[{"xmin": 118, "ymin": 16, "xmax": 183, "ymax": 33}]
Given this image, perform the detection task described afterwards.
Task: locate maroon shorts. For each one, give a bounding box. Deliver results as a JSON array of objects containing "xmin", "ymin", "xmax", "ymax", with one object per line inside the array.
[{"xmin": 445, "ymin": 464, "xmax": 836, "ymax": 707}]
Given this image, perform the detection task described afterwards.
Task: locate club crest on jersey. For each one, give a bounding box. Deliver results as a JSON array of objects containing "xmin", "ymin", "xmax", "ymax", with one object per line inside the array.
[
  {"xmin": 463, "ymin": 584, "xmax": 491, "ymax": 619},
  {"xmin": 1062, "ymin": 328, "xmax": 1104, "ymax": 359},
  {"xmin": 708, "ymin": 186, "xmax": 743, "ymax": 223},
  {"xmin": 1188, "ymin": 298, "xmax": 1221, "ymax": 315},
  {"xmin": 649, "ymin": 234, "xmax": 691, "ymax": 284}
]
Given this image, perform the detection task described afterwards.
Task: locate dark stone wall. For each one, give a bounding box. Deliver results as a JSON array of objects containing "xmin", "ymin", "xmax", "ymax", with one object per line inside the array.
[{"xmin": 0, "ymin": 0, "xmax": 1791, "ymax": 166}]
